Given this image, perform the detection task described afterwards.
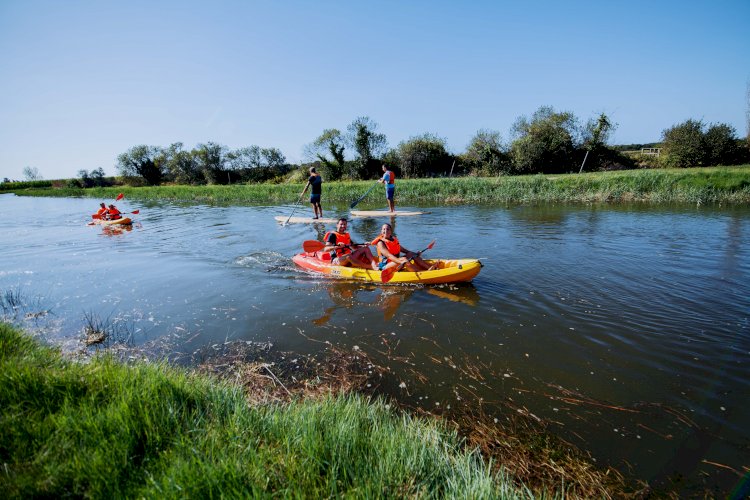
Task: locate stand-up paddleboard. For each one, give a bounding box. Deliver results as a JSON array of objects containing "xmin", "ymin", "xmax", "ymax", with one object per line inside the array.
[
  {"xmin": 274, "ymin": 216, "xmax": 339, "ymax": 224},
  {"xmin": 349, "ymin": 210, "xmax": 428, "ymax": 217}
]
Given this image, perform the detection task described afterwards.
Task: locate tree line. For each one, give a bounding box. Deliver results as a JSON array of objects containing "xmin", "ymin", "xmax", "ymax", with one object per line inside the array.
[{"xmin": 8, "ymin": 106, "xmax": 746, "ymax": 187}]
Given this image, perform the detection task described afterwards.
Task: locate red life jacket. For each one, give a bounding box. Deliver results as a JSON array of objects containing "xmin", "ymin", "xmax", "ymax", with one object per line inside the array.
[
  {"xmin": 371, "ymin": 235, "xmax": 400, "ymax": 262},
  {"xmin": 322, "ymin": 231, "xmax": 352, "ymax": 260},
  {"xmin": 383, "ymin": 170, "xmax": 395, "ymax": 185},
  {"xmin": 107, "ymin": 207, "xmax": 122, "ymax": 220}
]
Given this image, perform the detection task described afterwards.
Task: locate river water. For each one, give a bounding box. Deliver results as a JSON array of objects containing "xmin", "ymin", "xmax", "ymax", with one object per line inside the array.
[{"xmin": 1, "ymin": 193, "xmax": 748, "ymax": 494}]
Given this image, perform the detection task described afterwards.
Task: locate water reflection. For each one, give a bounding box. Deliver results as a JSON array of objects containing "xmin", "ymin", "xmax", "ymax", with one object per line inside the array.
[{"xmin": 311, "ymin": 281, "xmax": 481, "ymax": 326}]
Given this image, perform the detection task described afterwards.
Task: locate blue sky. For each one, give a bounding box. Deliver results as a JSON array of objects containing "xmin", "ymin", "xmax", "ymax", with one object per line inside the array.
[{"xmin": 1, "ymin": 0, "xmax": 748, "ymax": 180}]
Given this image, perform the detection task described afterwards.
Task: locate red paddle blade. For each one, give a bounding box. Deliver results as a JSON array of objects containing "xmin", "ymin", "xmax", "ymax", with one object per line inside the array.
[
  {"xmin": 426, "ymin": 240, "xmax": 436, "ymax": 250},
  {"xmin": 302, "ymin": 240, "xmax": 325, "ymax": 253},
  {"xmin": 116, "ymin": 193, "xmax": 124, "ymax": 201},
  {"xmin": 381, "ymin": 266, "xmax": 396, "ymax": 283},
  {"xmin": 131, "ymin": 210, "xmax": 140, "ymax": 214}
]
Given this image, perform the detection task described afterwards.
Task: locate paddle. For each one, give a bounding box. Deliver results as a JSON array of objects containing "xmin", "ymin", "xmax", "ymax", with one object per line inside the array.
[
  {"xmin": 283, "ymin": 188, "xmax": 306, "ymax": 225},
  {"xmin": 381, "ymin": 240, "xmax": 436, "ymax": 283},
  {"xmin": 92, "ymin": 209, "xmax": 139, "ymax": 219},
  {"xmin": 302, "ymin": 240, "xmax": 366, "ymax": 253},
  {"xmin": 350, "ymin": 181, "xmax": 380, "ymax": 209}
]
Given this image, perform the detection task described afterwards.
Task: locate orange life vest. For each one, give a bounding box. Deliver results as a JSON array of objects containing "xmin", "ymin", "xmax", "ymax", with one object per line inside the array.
[
  {"xmin": 322, "ymin": 231, "xmax": 352, "ymax": 260},
  {"xmin": 96, "ymin": 207, "xmax": 107, "ymax": 217},
  {"xmin": 371, "ymin": 235, "xmax": 400, "ymax": 262}
]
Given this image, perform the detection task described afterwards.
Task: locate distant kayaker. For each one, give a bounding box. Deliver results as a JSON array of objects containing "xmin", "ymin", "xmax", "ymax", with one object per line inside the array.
[
  {"xmin": 372, "ymin": 223, "xmax": 433, "ymax": 272},
  {"xmin": 323, "ymin": 218, "xmax": 379, "ymax": 270},
  {"xmin": 106, "ymin": 204, "xmax": 122, "ymax": 220},
  {"xmin": 94, "ymin": 202, "xmax": 107, "ymax": 219},
  {"xmin": 378, "ymin": 164, "xmax": 396, "ymax": 213},
  {"xmin": 302, "ymin": 167, "xmax": 323, "ymax": 219}
]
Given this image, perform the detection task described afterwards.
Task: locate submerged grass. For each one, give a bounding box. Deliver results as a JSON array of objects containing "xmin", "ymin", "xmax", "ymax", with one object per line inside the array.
[
  {"xmin": 10, "ymin": 165, "xmax": 750, "ymax": 205},
  {"xmin": 0, "ymin": 323, "xmax": 534, "ymax": 498}
]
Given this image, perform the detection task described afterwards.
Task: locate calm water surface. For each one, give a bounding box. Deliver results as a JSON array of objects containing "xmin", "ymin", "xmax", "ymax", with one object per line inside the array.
[{"xmin": 1, "ymin": 193, "xmax": 748, "ymax": 494}]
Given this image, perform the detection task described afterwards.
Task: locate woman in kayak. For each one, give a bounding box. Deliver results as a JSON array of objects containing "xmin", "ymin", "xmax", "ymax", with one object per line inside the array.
[
  {"xmin": 323, "ymin": 218, "xmax": 379, "ymax": 270},
  {"xmin": 372, "ymin": 223, "xmax": 433, "ymax": 272}
]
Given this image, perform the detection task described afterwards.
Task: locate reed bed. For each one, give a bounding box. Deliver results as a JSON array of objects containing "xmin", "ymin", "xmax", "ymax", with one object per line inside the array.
[{"xmin": 11, "ymin": 165, "xmax": 750, "ymax": 205}]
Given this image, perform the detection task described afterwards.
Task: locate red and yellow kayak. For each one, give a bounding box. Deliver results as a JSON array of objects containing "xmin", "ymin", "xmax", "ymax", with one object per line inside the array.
[
  {"xmin": 89, "ymin": 217, "xmax": 132, "ymax": 226},
  {"xmin": 292, "ymin": 252, "xmax": 482, "ymax": 284}
]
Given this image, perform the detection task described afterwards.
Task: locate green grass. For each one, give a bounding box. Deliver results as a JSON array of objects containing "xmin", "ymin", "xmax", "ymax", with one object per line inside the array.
[
  {"xmin": 8, "ymin": 165, "xmax": 750, "ymax": 205},
  {"xmin": 0, "ymin": 323, "xmax": 532, "ymax": 498}
]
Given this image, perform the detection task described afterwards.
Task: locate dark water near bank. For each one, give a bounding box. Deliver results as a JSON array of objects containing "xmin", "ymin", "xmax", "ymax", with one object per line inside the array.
[{"xmin": 1, "ymin": 193, "xmax": 748, "ymax": 494}]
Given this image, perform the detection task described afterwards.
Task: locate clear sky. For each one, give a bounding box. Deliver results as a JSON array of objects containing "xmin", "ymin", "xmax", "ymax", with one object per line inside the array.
[{"xmin": 1, "ymin": 0, "xmax": 748, "ymax": 180}]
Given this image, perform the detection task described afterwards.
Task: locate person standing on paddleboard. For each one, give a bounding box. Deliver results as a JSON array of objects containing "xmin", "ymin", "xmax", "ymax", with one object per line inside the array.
[
  {"xmin": 378, "ymin": 164, "xmax": 396, "ymax": 213},
  {"xmin": 302, "ymin": 167, "xmax": 323, "ymax": 219}
]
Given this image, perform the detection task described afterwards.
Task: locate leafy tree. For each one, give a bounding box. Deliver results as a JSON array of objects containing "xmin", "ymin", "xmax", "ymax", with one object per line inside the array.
[
  {"xmin": 704, "ymin": 123, "xmax": 740, "ymax": 166},
  {"xmin": 460, "ymin": 129, "xmax": 509, "ymax": 175},
  {"xmin": 77, "ymin": 168, "xmax": 106, "ymax": 188},
  {"xmin": 579, "ymin": 113, "xmax": 617, "ymax": 171},
  {"xmin": 77, "ymin": 169, "xmax": 92, "ymax": 187},
  {"xmin": 304, "ymin": 129, "xmax": 346, "ymax": 180},
  {"xmin": 22, "ymin": 166, "xmax": 42, "ymax": 181},
  {"xmin": 661, "ymin": 119, "xmax": 707, "ymax": 168},
  {"xmin": 395, "ymin": 133, "xmax": 452, "ymax": 178},
  {"xmin": 161, "ymin": 143, "xmax": 202, "ymax": 185},
  {"xmin": 90, "ymin": 167, "xmax": 106, "ymax": 186},
  {"xmin": 227, "ymin": 146, "xmax": 288, "ymax": 183},
  {"xmin": 194, "ymin": 142, "xmax": 229, "ymax": 184},
  {"xmin": 509, "ymin": 106, "xmax": 580, "ymax": 174},
  {"xmin": 116, "ymin": 145, "xmax": 164, "ymax": 185},
  {"xmin": 259, "ymin": 147, "xmax": 286, "ymax": 169},
  {"xmin": 346, "ymin": 116, "xmax": 387, "ymax": 180}
]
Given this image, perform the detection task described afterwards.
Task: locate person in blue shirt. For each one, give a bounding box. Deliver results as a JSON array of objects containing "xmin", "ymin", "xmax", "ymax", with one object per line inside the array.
[{"xmin": 378, "ymin": 164, "xmax": 396, "ymax": 213}]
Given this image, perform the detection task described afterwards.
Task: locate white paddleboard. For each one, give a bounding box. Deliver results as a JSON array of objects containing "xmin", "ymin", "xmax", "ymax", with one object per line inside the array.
[
  {"xmin": 349, "ymin": 210, "xmax": 428, "ymax": 217},
  {"xmin": 275, "ymin": 216, "xmax": 339, "ymax": 224}
]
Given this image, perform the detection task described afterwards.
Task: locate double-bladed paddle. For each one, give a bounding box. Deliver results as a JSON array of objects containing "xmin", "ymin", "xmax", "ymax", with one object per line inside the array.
[
  {"xmin": 381, "ymin": 240, "xmax": 436, "ymax": 283},
  {"xmin": 302, "ymin": 240, "xmax": 367, "ymax": 253}
]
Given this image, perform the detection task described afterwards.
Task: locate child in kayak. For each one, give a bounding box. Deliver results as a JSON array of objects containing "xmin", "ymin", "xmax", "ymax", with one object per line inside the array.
[{"xmin": 105, "ymin": 204, "xmax": 122, "ymax": 220}]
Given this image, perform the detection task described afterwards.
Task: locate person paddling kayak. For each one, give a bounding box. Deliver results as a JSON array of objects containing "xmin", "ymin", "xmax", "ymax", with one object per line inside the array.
[
  {"xmin": 372, "ymin": 223, "xmax": 433, "ymax": 272},
  {"xmin": 93, "ymin": 202, "xmax": 107, "ymax": 219},
  {"xmin": 105, "ymin": 204, "xmax": 122, "ymax": 220},
  {"xmin": 323, "ymin": 218, "xmax": 379, "ymax": 270}
]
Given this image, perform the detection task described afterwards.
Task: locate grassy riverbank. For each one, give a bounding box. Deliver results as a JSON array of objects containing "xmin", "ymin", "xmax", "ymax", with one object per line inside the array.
[
  {"xmin": 5, "ymin": 165, "xmax": 750, "ymax": 204},
  {"xmin": 0, "ymin": 323, "xmax": 531, "ymax": 498}
]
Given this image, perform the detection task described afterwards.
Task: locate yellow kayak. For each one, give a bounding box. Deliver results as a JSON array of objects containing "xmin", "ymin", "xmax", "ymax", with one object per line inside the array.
[
  {"xmin": 292, "ymin": 252, "xmax": 482, "ymax": 284},
  {"xmin": 89, "ymin": 217, "xmax": 132, "ymax": 226}
]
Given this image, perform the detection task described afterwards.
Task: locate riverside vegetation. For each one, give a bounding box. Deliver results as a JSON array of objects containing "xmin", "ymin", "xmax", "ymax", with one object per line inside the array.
[
  {"xmin": 0, "ymin": 322, "xmax": 637, "ymax": 497},
  {"xmin": 3, "ymin": 165, "xmax": 750, "ymax": 205}
]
